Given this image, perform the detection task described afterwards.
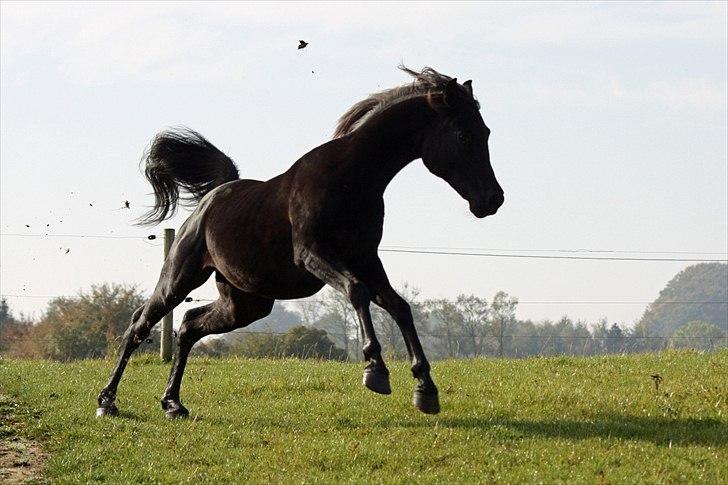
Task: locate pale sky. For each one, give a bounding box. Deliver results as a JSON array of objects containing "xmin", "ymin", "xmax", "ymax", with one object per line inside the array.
[{"xmin": 1, "ymin": 1, "xmax": 727, "ymax": 328}]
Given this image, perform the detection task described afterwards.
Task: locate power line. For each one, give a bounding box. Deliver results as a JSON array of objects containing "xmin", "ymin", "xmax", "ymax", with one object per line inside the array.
[
  {"xmin": 2, "ymin": 294, "xmax": 726, "ymax": 305},
  {"xmin": 2, "ymin": 233, "xmax": 726, "ymax": 259},
  {"xmin": 0, "ymin": 233, "xmax": 156, "ymax": 240},
  {"xmin": 186, "ymin": 298, "xmax": 727, "ymax": 305},
  {"xmin": 381, "ymin": 245, "xmax": 728, "ymax": 256},
  {"xmin": 378, "ymin": 248, "xmax": 728, "ymax": 262}
]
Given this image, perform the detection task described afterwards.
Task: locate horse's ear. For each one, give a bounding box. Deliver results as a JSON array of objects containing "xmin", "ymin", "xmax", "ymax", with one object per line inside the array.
[
  {"xmin": 428, "ymin": 78, "xmax": 470, "ymax": 112},
  {"xmin": 443, "ymin": 78, "xmax": 474, "ymax": 107},
  {"xmin": 443, "ymin": 78, "xmax": 459, "ymax": 107}
]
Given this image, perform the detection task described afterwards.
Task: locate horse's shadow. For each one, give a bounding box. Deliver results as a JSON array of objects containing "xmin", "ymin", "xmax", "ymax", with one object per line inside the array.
[
  {"xmin": 397, "ymin": 412, "xmax": 728, "ymax": 447},
  {"xmin": 108, "ymin": 405, "xmax": 727, "ymax": 447}
]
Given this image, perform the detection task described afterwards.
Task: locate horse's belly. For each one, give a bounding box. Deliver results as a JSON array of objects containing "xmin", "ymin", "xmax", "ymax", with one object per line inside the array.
[
  {"xmin": 226, "ymin": 257, "xmax": 324, "ymax": 300},
  {"xmin": 207, "ymin": 233, "xmax": 324, "ymax": 300}
]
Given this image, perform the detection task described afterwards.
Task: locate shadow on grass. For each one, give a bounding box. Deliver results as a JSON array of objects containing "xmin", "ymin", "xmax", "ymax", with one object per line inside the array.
[
  {"xmin": 115, "ymin": 410, "xmax": 147, "ymax": 422},
  {"xmin": 408, "ymin": 413, "xmax": 728, "ymax": 446}
]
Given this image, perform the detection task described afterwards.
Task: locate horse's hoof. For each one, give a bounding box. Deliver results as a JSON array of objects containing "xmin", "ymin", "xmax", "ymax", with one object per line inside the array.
[
  {"xmin": 165, "ymin": 407, "xmax": 189, "ymax": 420},
  {"xmin": 162, "ymin": 400, "xmax": 189, "ymax": 419},
  {"xmin": 96, "ymin": 403, "xmax": 118, "ymax": 417},
  {"xmin": 363, "ymin": 369, "xmax": 391, "ymax": 395},
  {"xmin": 413, "ymin": 389, "xmax": 440, "ymax": 414}
]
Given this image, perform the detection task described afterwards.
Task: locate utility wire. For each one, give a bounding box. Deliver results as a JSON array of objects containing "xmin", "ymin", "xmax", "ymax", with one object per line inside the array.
[
  {"xmin": 2, "ymin": 233, "xmax": 726, "ymax": 259},
  {"xmin": 378, "ymin": 248, "xmax": 728, "ymax": 262},
  {"xmin": 2, "ymin": 294, "xmax": 726, "ymax": 305},
  {"xmin": 0, "ymin": 233, "xmax": 155, "ymax": 240},
  {"xmin": 381, "ymin": 245, "xmax": 728, "ymax": 256}
]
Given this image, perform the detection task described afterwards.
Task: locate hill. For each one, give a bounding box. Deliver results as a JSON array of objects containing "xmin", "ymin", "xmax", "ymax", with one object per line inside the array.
[{"xmin": 636, "ymin": 263, "xmax": 727, "ymax": 337}]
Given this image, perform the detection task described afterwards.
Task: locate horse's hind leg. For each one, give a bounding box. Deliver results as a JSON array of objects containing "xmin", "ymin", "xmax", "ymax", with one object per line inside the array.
[
  {"xmin": 160, "ymin": 276, "xmax": 273, "ymax": 419},
  {"xmin": 96, "ymin": 230, "xmax": 212, "ymax": 417}
]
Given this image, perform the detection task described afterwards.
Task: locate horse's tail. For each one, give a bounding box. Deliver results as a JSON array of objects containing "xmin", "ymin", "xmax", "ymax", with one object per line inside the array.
[{"xmin": 136, "ymin": 127, "xmax": 240, "ymax": 226}]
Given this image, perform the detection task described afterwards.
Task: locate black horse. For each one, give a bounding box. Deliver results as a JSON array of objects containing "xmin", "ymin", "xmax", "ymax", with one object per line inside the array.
[{"xmin": 97, "ymin": 66, "xmax": 504, "ymax": 418}]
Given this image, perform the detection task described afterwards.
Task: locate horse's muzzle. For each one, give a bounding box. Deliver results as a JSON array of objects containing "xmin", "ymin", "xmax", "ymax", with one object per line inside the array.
[{"xmin": 470, "ymin": 191, "xmax": 504, "ymax": 218}]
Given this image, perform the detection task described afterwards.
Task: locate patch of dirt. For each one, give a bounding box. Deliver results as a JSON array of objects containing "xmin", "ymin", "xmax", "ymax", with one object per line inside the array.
[
  {"xmin": 0, "ymin": 395, "xmax": 46, "ymax": 484},
  {"xmin": 0, "ymin": 436, "xmax": 46, "ymax": 484}
]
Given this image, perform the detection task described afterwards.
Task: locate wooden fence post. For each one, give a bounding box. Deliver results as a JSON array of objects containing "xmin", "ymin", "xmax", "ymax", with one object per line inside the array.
[{"xmin": 160, "ymin": 228, "xmax": 175, "ymax": 362}]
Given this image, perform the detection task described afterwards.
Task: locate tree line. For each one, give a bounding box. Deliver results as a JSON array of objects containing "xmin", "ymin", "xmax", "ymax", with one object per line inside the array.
[{"xmin": 2, "ymin": 263, "xmax": 725, "ymax": 362}]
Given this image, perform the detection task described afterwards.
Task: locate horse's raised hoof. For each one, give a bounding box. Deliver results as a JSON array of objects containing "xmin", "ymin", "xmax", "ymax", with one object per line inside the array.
[
  {"xmin": 363, "ymin": 368, "xmax": 391, "ymax": 395},
  {"xmin": 413, "ymin": 389, "xmax": 440, "ymax": 415},
  {"xmin": 95, "ymin": 403, "xmax": 119, "ymax": 418},
  {"xmin": 161, "ymin": 399, "xmax": 189, "ymax": 419}
]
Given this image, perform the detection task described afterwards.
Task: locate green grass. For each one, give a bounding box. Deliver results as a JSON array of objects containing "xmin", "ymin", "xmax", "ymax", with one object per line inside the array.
[{"xmin": 1, "ymin": 351, "xmax": 726, "ymax": 483}]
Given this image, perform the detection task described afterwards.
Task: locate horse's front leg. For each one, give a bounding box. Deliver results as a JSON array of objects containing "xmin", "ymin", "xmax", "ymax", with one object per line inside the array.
[
  {"xmin": 364, "ymin": 257, "xmax": 440, "ymax": 414},
  {"xmin": 296, "ymin": 246, "xmax": 391, "ymax": 395}
]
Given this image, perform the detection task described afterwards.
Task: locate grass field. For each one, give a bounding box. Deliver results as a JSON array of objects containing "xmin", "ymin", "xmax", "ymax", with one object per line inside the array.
[{"xmin": 1, "ymin": 351, "xmax": 726, "ymax": 483}]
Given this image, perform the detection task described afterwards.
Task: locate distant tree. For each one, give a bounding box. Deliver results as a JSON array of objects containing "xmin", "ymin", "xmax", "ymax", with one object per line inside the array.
[
  {"xmin": 281, "ymin": 326, "xmax": 348, "ymax": 360},
  {"xmin": 670, "ymin": 320, "xmax": 726, "ymax": 352},
  {"xmin": 635, "ymin": 263, "xmax": 727, "ymax": 338},
  {"xmin": 190, "ymin": 336, "xmax": 230, "ymax": 357},
  {"xmin": 606, "ymin": 322, "xmax": 626, "ymax": 353},
  {"xmin": 490, "ymin": 291, "xmax": 518, "ymax": 357},
  {"xmin": 0, "ymin": 298, "xmax": 34, "ymax": 356},
  {"xmin": 310, "ymin": 288, "xmax": 359, "ymax": 359},
  {"xmin": 529, "ymin": 316, "xmax": 594, "ymax": 356},
  {"xmin": 297, "ymin": 298, "xmax": 324, "ymax": 327},
  {"xmin": 0, "ymin": 298, "xmax": 13, "ymax": 326},
  {"xmin": 30, "ymin": 283, "xmax": 146, "ymax": 361},
  {"xmin": 224, "ymin": 301, "xmax": 302, "ymax": 344},
  {"xmin": 571, "ymin": 321, "xmax": 595, "ymax": 355},
  {"xmin": 423, "ymin": 298, "xmax": 464, "ymax": 359},
  {"xmin": 232, "ymin": 333, "xmax": 282, "ymax": 358},
  {"xmin": 453, "ymin": 294, "xmax": 490, "ymax": 357},
  {"xmin": 509, "ymin": 319, "xmax": 540, "ymax": 357},
  {"xmin": 232, "ymin": 326, "xmax": 346, "ymax": 360}
]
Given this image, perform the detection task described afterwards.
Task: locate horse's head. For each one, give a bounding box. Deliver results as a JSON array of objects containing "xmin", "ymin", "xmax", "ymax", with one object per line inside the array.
[{"xmin": 421, "ymin": 78, "xmax": 504, "ymax": 218}]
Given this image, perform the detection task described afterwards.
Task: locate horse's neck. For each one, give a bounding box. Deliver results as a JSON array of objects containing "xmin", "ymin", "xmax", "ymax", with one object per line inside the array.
[{"xmin": 349, "ymin": 97, "xmax": 436, "ymax": 193}]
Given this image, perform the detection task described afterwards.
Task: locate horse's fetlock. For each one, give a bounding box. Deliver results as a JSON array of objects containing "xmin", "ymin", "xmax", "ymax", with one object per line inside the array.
[{"xmin": 97, "ymin": 389, "xmax": 115, "ymax": 406}]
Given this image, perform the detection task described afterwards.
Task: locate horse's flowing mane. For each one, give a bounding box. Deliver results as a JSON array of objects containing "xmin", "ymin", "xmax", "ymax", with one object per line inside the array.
[{"xmin": 333, "ymin": 66, "xmax": 453, "ymax": 138}]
